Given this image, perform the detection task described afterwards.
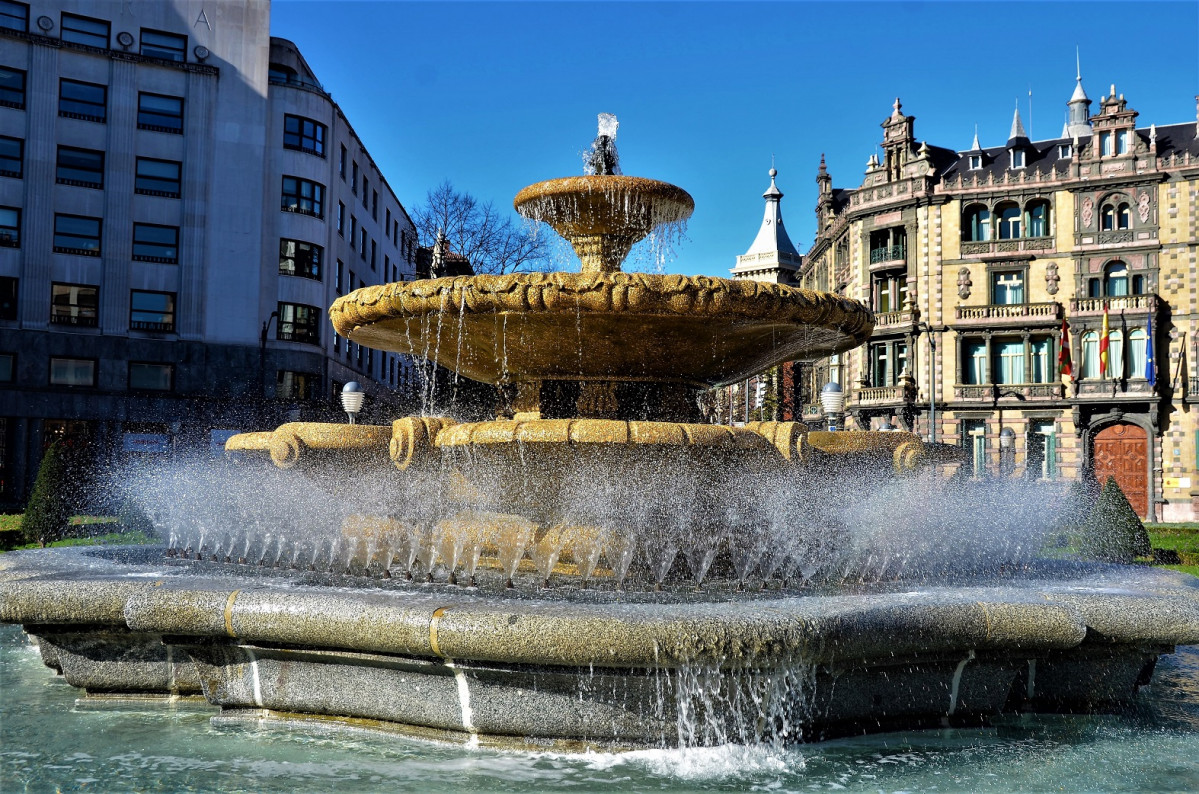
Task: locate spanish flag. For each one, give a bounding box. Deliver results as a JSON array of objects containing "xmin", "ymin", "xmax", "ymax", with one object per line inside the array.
[
  {"xmin": 1099, "ymin": 304, "xmax": 1111, "ymax": 378},
  {"xmin": 1058, "ymin": 318, "xmax": 1073, "ymax": 384}
]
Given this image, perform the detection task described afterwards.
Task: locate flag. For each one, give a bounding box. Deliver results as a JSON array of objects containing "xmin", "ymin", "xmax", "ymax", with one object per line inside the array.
[
  {"xmin": 1099, "ymin": 304, "xmax": 1111, "ymax": 378},
  {"xmin": 1058, "ymin": 318, "xmax": 1073, "ymax": 384},
  {"xmin": 1145, "ymin": 313, "xmax": 1156, "ymax": 386}
]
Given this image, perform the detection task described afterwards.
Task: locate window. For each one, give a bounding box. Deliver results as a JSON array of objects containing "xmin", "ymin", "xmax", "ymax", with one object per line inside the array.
[
  {"xmin": 993, "ymin": 340, "xmax": 1024, "ymax": 385},
  {"xmin": 963, "ymin": 204, "xmax": 991, "ymax": 242},
  {"xmin": 0, "ymin": 66, "xmax": 25, "ymax": 109},
  {"xmin": 339, "ymin": 145, "xmax": 346, "ymax": 179},
  {"xmin": 868, "ymin": 340, "xmax": 907, "ymax": 387},
  {"xmin": 1027, "ymin": 424, "xmax": 1057, "ymax": 480},
  {"xmin": 0, "ymin": 1, "xmax": 27, "ymax": 32},
  {"xmin": 359, "ymin": 228, "xmax": 366, "ymax": 260},
  {"xmin": 279, "ymin": 238, "xmax": 322, "ymax": 280},
  {"xmin": 0, "ymin": 353, "xmax": 11, "ymax": 381},
  {"xmin": 53, "ymin": 215, "xmax": 101, "ymax": 255},
  {"xmin": 0, "ymin": 136, "xmax": 20, "ymax": 178},
  {"xmin": 872, "ymin": 269, "xmax": 906, "ymax": 313},
  {"xmin": 0, "ymin": 206, "xmax": 18, "ymax": 247},
  {"xmin": 350, "ymin": 215, "xmax": 357, "ymax": 244},
  {"xmin": 130, "ymin": 290, "xmax": 176, "ymax": 332},
  {"xmin": 1129, "ymin": 328, "xmax": 1148, "ymax": 378},
  {"xmin": 56, "ymin": 146, "xmax": 104, "ymax": 188},
  {"xmin": 1108, "ymin": 329, "xmax": 1125, "ymax": 378},
  {"xmin": 1116, "ymin": 130, "xmax": 1130, "ymax": 155},
  {"xmin": 49, "ymin": 357, "xmax": 95, "ymax": 387},
  {"xmin": 1026, "ymin": 200, "xmax": 1050, "ymax": 237},
  {"xmin": 337, "ymin": 202, "xmax": 345, "ymax": 235},
  {"xmin": 277, "ymin": 370, "xmax": 317, "ymax": 400},
  {"xmin": 283, "ymin": 114, "xmax": 326, "ymax": 156},
  {"xmin": 991, "ymin": 270, "xmax": 1024, "ymax": 304},
  {"xmin": 140, "ymin": 29, "xmax": 186, "ymax": 62},
  {"xmin": 1104, "ymin": 262, "xmax": 1129, "ymax": 297},
  {"xmin": 968, "ymin": 154, "xmax": 982, "ymax": 170},
  {"xmin": 996, "ymin": 202, "xmax": 1021, "ymax": 239},
  {"xmin": 129, "ymin": 362, "xmax": 173, "ymax": 391},
  {"xmin": 372, "ymin": 190, "xmax": 378, "ymax": 220},
  {"xmin": 963, "ymin": 420, "xmax": 987, "ymax": 478},
  {"xmin": 1030, "ymin": 338, "xmax": 1052, "ymax": 383},
  {"xmin": 1058, "ymin": 143, "xmax": 1072, "ymax": 159},
  {"xmin": 137, "ymin": 93, "xmax": 183, "ymax": 133},
  {"xmin": 962, "ymin": 340, "xmax": 987, "ymax": 384},
  {"xmin": 60, "ymin": 12, "xmax": 108, "ymax": 48},
  {"xmin": 386, "ymin": 208, "xmax": 391, "ymax": 230},
  {"xmin": 135, "ymin": 157, "xmax": 181, "ymax": 197},
  {"xmin": 0, "ymin": 276, "xmax": 15, "ymax": 319},
  {"xmin": 1117, "ymin": 203, "xmax": 1130, "ymax": 229},
  {"xmin": 351, "ymin": 161, "xmax": 358, "ymax": 193},
  {"xmin": 50, "ymin": 283, "xmax": 98, "ymax": 326},
  {"xmin": 1082, "ymin": 332, "xmax": 1099, "ymax": 378},
  {"xmin": 361, "ymin": 175, "xmax": 368, "ymax": 207},
  {"xmin": 1100, "ymin": 131, "xmax": 1113, "ymax": 156},
  {"xmin": 280, "ymin": 176, "xmax": 324, "ymax": 218},
  {"xmin": 59, "ymin": 79, "xmax": 106, "ymax": 122},
  {"xmin": 869, "ymin": 227, "xmax": 906, "ymax": 263},
  {"xmin": 277, "ymin": 302, "xmax": 321, "ymax": 345},
  {"xmin": 1010, "ymin": 150, "xmax": 1025, "ymax": 169},
  {"xmin": 132, "ymin": 224, "xmax": 178, "ymax": 263},
  {"xmin": 336, "ymin": 259, "xmax": 344, "ymax": 295}
]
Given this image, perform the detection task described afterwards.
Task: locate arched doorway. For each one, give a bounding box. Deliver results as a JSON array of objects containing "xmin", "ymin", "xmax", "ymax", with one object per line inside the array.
[{"xmin": 1092, "ymin": 423, "xmax": 1149, "ymax": 518}]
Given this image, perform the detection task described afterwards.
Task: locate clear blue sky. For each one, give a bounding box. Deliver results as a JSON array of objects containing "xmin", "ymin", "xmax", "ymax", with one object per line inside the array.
[{"xmin": 272, "ymin": 1, "xmax": 1199, "ymax": 278}]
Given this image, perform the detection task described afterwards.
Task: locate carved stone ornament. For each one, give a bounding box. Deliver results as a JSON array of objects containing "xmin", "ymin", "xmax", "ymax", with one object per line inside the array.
[
  {"xmin": 1082, "ymin": 197, "xmax": 1095, "ymax": 228},
  {"xmin": 1138, "ymin": 191, "xmax": 1151, "ymax": 223},
  {"xmin": 957, "ymin": 267, "xmax": 973, "ymax": 299},
  {"xmin": 1045, "ymin": 262, "xmax": 1060, "ymax": 296}
]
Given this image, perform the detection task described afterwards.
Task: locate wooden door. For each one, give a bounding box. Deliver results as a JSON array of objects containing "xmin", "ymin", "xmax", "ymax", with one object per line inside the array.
[{"xmin": 1092, "ymin": 423, "xmax": 1149, "ymax": 517}]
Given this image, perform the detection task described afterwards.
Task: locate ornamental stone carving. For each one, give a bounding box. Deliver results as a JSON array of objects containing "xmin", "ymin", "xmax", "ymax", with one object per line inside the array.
[
  {"xmin": 1045, "ymin": 262, "xmax": 1060, "ymax": 295},
  {"xmin": 1138, "ymin": 191, "xmax": 1151, "ymax": 223},
  {"xmin": 957, "ymin": 267, "xmax": 973, "ymax": 299},
  {"xmin": 1082, "ymin": 197, "xmax": 1094, "ymax": 228}
]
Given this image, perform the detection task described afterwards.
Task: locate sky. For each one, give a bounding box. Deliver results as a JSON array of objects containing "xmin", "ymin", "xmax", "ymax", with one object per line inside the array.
[{"xmin": 271, "ymin": 0, "xmax": 1199, "ymax": 278}]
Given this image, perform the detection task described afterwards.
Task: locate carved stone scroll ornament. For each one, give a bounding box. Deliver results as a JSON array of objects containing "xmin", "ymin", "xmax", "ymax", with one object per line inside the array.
[
  {"xmin": 1082, "ymin": 197, "xmax": 1094, "ymax": 228},
  {"xmin": 1138, "ymin": 191, "xmax": 1151, "ymax": 223},
  {"xmin": 957, "ymin": 267, "xmax": 973, "ymax": 300},
  {"xmin": 1045, "ymin": 262, "xmax": 1060, "ymax": 296}
]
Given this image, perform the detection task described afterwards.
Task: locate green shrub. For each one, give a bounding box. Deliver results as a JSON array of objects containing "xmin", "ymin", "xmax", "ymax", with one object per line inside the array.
[
  {"xmin": 22, "ymin": 443, "xmax": 73, "ymax": 547},
  {"xmin": 1080, "ymin": 476, "xmax": 1152, "ymax": 564}
]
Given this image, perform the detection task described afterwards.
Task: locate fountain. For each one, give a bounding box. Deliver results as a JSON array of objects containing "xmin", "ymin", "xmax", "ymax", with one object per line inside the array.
[{"xmin": 1, "ymin": 117, "xmax": 1197, "ymax": 751}]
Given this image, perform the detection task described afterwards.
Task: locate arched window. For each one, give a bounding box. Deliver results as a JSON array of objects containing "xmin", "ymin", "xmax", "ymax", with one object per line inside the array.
[
  {"xmin": 963, "ymin": 205, "xmax": 991, "ymax": 242},
  {"xmin": 1128, "ymin": 328, "xmax": 1147, "ymax": 378},
  {"xmin": 1026, "ymin": 200, "xmax": 1051, "ymax": 237},
  {"xmin": 1104, "ymin": 261, "xmax": 1129, "ymax": 297},
  {"xmin": 1108, "ymin": 329, "xmax": 1125, "ymax": 378},
  {"xmin": 1101, "ymin": 204, "xmax": 1115, "ymax": 231},
  {"xmin": 1081, "ymin": 332, "xmax": 1099, "ymax": 378},
  {"xmin": 1117, "ymin": 203, "xmax": 1130, "ymax": 229},
  {"xmin": 997, "ymin": 202, "xmax": 1021, "ymax": 239}
]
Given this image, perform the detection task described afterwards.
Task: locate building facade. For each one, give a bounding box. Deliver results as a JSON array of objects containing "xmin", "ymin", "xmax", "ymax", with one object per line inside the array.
[
  {"xmin": 797, "ymin": 82, "xmax": 1199, "ymax": 521},
  {"xmin": 0, "ymin": 0, "xmax": 421, "ymax": 507}
]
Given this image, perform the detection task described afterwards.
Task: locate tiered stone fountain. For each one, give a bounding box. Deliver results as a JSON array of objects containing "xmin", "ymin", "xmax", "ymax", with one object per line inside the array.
[{"xmin": 2, "ymin": 120, "xmax": 1197, "ymax": 748}]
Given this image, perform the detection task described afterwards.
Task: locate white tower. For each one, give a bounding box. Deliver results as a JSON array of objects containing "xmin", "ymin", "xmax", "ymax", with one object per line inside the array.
[{"xmin": 731, "ymin": 166, "xmax": 802, "ymax": 284}]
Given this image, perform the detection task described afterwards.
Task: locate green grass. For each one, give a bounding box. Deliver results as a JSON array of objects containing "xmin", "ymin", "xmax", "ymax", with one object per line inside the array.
[{"xmin": 0, "ymin": 514, "xmax": 152, "ymax": 552}]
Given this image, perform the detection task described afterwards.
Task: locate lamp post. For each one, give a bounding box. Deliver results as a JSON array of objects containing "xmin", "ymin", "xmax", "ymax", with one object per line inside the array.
[
  {"xmin": 999, "ymin": 426, "xmax": 1016, "ymax": 476},
  {"xmin": 258, "ymin": 310, "xmax": 280, "ymax": 424},
  {"xmin": 921, "ymin": 322, "xmax": 938, "ymax": 444},
  {"xmin": 340, "ymin": 381, "xmax": 364, "ymax": 425},
  {"xmin": 820, "ymin": 381, "xmax": 845, "ymax": 432}
]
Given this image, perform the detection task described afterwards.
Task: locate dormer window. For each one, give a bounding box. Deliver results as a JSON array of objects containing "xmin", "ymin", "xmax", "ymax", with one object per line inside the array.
[
  {"xmin": 968, "ymin": 154, "xmax": 982, "ymax": 170},
  {"xmin": 1058, "ymin": 143, "xmax": 1072, "ymax": 159},
  {"xmin": 1010, "ymin": 150, "xmax": 1025, "ymax": 169}
]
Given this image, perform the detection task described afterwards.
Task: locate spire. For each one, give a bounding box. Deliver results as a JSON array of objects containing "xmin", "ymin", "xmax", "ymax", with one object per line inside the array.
[
  {"xmin": 969, "ymin": 124, "xmax": 982, "ymax": 152},
  {"xmin": 1008, "ymin": 103, "xmax": 1029, "ymax": 145},
  {"xmin": 732, "ymin": 164, "xmax": 802, "ymax": 284},
  {"xmin": 816, "ymin": 152, "xmax": 831, "ymax": 195},
  {"xmin": 1065, "ymin": 49, "xmax": 1093, "ymax": 138}
]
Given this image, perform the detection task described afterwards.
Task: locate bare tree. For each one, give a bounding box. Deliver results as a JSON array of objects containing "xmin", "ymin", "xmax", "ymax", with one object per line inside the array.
[{"xmin": 412, "ymin": 181, "xmax": 549, "ymax": 275}]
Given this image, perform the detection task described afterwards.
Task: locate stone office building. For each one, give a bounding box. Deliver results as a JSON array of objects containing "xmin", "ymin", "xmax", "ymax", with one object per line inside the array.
[
  {"xmin": 797, "ymin": 77, "xmax": 1199, "ymax": 521},
  {"xmin": 0, "ymin": 0, "xmax": 421, "ymax": 507}
]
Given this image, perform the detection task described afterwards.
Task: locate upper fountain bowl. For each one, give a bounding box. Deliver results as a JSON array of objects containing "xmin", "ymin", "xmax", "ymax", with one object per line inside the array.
[{"xmin": 514, "ymin": 176, "xmax": 694, "ymax": 273}]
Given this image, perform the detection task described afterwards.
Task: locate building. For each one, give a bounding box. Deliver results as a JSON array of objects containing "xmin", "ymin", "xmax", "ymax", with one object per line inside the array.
[
  {"xmin": 0, "ymin": 0, "xmax": 421, "ymax": 507},
  {"xmin": 796, "ymin": 79, "xmax": 1199, "ymax": 521}
]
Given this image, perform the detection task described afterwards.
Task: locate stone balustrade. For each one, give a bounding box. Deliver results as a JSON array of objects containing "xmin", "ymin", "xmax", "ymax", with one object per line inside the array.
[
  {"xmin": 960, "ymin": 237, "xmax": 1054, "ymax": 256},
  {"xmin": 1069, "ymin": 294, "xmax": 1158, "ymax": 315},
  {"xmin": 953, "ymin": 383, "xmax": 1065, "ymax": 401},
  {"xmin": 954, "ymin": 302, "xmax": 1061, "ymax": 326}
]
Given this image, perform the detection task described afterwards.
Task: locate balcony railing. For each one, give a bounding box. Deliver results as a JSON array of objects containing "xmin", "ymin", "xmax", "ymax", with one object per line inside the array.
[
  {"xmin": 1069, "ymin": 294, "xmax": 1158, "ymax": 315},
  {"xmin": 869, "ymin": 245, "xmax": 906, "ymax": 264},
  {"xmin": 960, "ymin": 237, "xmax": 1054, "ymax": 256},
  {"xmin": 857, "ymin": 385, "xmax": 913, "ymax": 405},
  {"xmin": 50, "ymin": 312, "xmax": 98, "ymax": 327},
  {"xmin": 1074, "ymin": 378, "xmax": 1156, "ymax": 398},
  {"xmin": 1189, "ymin": 378, "xmax": 1199, "ymax": 402},
  {"xmin": 953, "ymin": 382, "xmax": 1065, "ymax": 401},
  {"xmin": 874, "ymin": 308, "xmax": 918, "ymax": 330},
  {"xmin": 954, "ymin": 302, "xmax": 1061, "ymax": 325}
]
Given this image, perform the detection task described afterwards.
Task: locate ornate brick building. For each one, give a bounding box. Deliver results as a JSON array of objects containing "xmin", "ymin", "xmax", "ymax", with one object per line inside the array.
[{"xmin": 796, "ymin": 78, "xmax": 1199, "ymax": 520}]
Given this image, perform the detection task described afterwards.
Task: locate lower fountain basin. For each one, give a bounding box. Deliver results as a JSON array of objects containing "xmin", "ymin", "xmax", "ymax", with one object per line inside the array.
[{"xmin": 4, "ymin": 546, "xmax": 1197, "ymax": 748}]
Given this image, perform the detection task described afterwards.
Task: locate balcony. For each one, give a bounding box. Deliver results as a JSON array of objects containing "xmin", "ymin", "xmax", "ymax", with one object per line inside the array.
[
  {"xmin": 869, "ymin": 245, "xmax": 906, "ymax": 266},
  {"xmin": 953, "ymin": 302, "xmax": 1061, "ymax": 327},
  {"xmin": 953, "ymin": 382, "xmax": 1065, "ymax": 402},
  {"xmin": 1189, "ymin": 377, "xmax": 1199, "ymax": 403},
  {"xmin": 1069, "ymin": 294, "xmax": 1158, "ymax": 316},
  {"xmin": 873, "ymin": 308, "xmax": 918, "ymax": 332},
  {"xmin": 960, "ymin": 237, "xmax": 1054, "ymax": 257},
  {"xmin": 857, "ymin": 384, "xmax": 914, "ymax": 406},
  {"xmin": 1073, "ymin": 378, "xmax": 1156, "ymax": 399}
]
